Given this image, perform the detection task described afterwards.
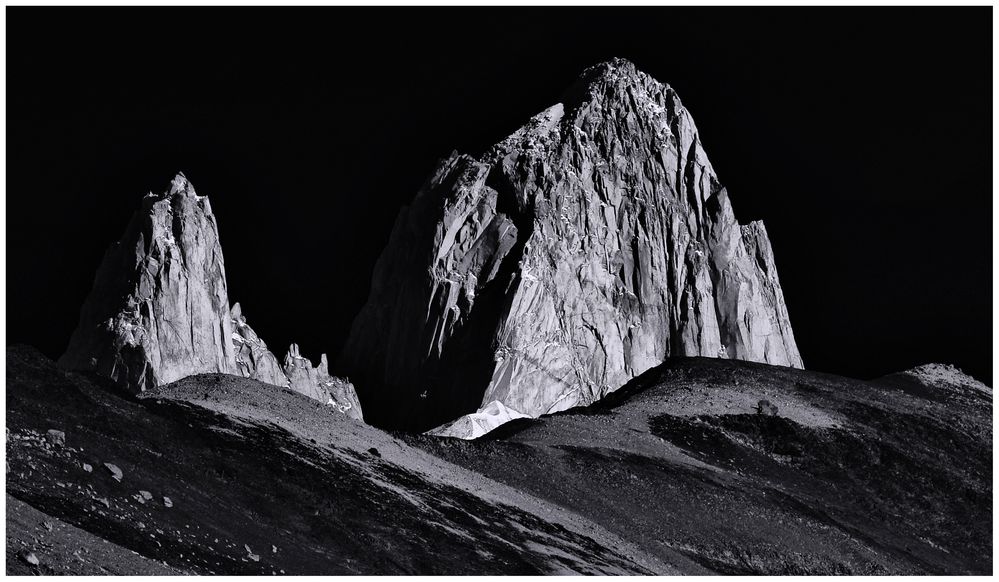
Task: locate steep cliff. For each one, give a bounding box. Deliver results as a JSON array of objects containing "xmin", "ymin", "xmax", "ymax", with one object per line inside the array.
[
  {"xmin": 231, "ymin": 302, "xmax": 292, "ymax": 388},
  {"xmin": 60, "ymin": 174, "xmax": 364, "ymax": 421},
  {"xmin": 59, "ymin": 173, "xmax": 237, "ymax": 391},
  {"xmin": 339, "ymin": 59, "xmax": 802, "ymax": 432}
]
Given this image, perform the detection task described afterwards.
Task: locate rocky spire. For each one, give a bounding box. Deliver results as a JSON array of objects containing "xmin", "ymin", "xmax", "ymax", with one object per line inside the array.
[
  {"xmin": 283, "ymin": 344, "xmax": 364, "ymax": 420},
  {"xmin": 231, "ymin": 302, "xmax": 287, "ymax": 387},
  {"xmin": 59, "ymin": 173, "xmax": 237, "ymax": 391},
  {"xmin": 61, "ymin": 174, "xmax": 366, "ymax": 422},
  {"xmin": 338, "ymin": 58, "xmax": 803, "ymax": 434},
  {"xmin": 231, "ymin": 303, "xmax": 364, "ymax": 421}
]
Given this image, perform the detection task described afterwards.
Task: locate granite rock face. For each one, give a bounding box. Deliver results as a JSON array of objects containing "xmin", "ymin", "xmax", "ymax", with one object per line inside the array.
[
  {"xmin": 283, "ymin": 345, "xmax": 364, "ymax": 420},
  {"xmin": 59, "ymin": 174, "xmax": 237, "ymax": 391},
  {"xmin": 232, "ymin": 306, "xmax": 364, "ymax": 421},
  {"xmin": 231, "ymin": 302, "xmax": 291, "ymax": 388},
  {"xmin": 339, "ymin": 58, "xmax": 802, "ymax": 432},
  {"xmin": 61, "ymin": 174, "xmax": 364, "ymax": 422}
]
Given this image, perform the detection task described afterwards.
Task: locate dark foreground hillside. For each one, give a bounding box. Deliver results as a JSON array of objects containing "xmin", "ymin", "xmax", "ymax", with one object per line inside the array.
[
  {"xmin": 6, "ymin": 346, "xmax": 991, "ymax": 574},
  {"xmin": 411, "ymin": 358, "xmax": 992, "ymax": 575},
  {"xmin": 5, "ymin": 346, "xmax": 671, "ymax": 575}
]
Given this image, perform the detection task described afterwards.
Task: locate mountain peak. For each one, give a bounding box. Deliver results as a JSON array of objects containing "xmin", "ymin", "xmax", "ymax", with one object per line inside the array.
[
  {"xmin": 561, "ymin": 57, "xmax": 669, "ymax": 107},
  {"xmin": 168, "ymin": 171, "xmax": 196, "ymax": 197},
  {"xmin": 341, "ymin": 59, "xmax": 801, "ymax": 434},
  {"xmin": 581, "ymin": 57, "xmax": 642, "ymax": 80}
]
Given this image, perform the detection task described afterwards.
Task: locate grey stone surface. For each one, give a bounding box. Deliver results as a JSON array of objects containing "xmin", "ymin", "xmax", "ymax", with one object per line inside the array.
[
  {"xmin": 45, "ymin": 430, "xmax": 66, "ymax": 447},
  {"xmin": 340, "ymin": 58, "xmax": 803, "ymax": 431},
  {"xmin": 283, "ymin": 346, "xmax": 364, "ymax": 421},
  {"xmin": 59, "ymin": 173, "xmax": 237, "ymax": 391},
  {"xmin": 230, "ymin": 303, "xmax": 364, "ymax": 419},
  {"xmin": 230, "ymin": 303, "xmax": 288, "ymax": 388},
  {"xmin": 59, "ymin": 173, "xmax": 364, "ymax": 420}
]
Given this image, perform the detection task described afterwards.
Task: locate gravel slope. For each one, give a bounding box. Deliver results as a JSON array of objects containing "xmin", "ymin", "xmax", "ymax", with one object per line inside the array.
[{"xmin": 410, "ymin": 357, "xmax": 992, "ymax": 574}]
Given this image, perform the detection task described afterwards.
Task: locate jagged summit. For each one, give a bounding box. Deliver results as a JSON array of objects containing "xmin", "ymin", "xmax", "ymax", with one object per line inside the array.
[
  {"xmin": 563, "ymin": 57, "xmax": 663, "ymax": 98},
  {"xmin": 61, "ymin": 175, "xmax": 364, "ymax": 421},
  {"xmin": 60, "ymin": 174, "xmax": 236, "ymax": 390},
  {"xmin": 142, "ymin": 171, "xmax": 200, "ymax": 200},
  {"xmin": 339, "ymin": 60, "xmax": 802, "ymax": 434}
]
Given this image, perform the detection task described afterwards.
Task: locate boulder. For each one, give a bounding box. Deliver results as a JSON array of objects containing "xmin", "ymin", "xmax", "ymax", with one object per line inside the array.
[
  {"xmin": 45, "ymin": 429, "xmax": 65, "ymax": 447},
  {"xmin": 103, "ymin": 463, "xmax": 123, "ymax": 482}
]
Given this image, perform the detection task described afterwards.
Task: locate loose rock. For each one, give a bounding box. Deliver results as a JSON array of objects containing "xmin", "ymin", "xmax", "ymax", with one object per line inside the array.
[
  {"xmin": 45, "ymin": 429, "xmax": 65, "ymax": 447},
  {"xmin": 103, "ymin": 463, "xmax": 123, "ymax": 482}
]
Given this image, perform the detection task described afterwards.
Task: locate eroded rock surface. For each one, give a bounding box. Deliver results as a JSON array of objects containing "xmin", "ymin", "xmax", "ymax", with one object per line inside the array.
[
  {"xmin": 232, "ymin": 305, "xmax": 363, "ymax": 421},
  {"xmin": 231, "ymin": 303, "xmax": 287, "ymax": 388},
  {"xmin": 59, "ymin": 173, "xmax": 237, "ymax": 391},
  {"xmin": 283, "ymin": 345, "xmax": 364, "ymax": 421},
  {"xmin": 60, "ymin": 175, "xmax": 363, "ymax": 421},
  {"xmin": 340, "ymin": 58, "xmax": 802, "ymax": 432}
]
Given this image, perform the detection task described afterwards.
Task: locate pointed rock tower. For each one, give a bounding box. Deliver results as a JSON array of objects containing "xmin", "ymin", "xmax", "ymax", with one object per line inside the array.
[
  {"xmin": 61, "ymin": 174, "xmax": 365, "ymax": 422},
  {"xmin": 339, "ymin": 59, "xmax": 802, "ymax": 433},
  {"xmin": 60, "ymin": 173, "xmax": 237, "ymax": 391}
]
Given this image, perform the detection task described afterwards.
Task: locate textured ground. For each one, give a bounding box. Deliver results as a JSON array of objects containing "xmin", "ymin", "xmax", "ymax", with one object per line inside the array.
[
  {"xmin": 6, "ymin": 346, "xmax": 991, "ymax": 574},
  {"xmin": 410, "ymin": 358, "xmax": 992, "ymax": 574},
  {"xmin": 5, "ymin": 345, "xmax": 673, "ymax": 575}
]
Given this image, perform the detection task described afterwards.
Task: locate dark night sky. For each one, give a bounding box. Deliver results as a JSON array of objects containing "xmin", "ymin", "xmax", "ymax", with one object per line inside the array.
[{"xmin": 7, "ymin": 7, "xmax": 992, "ymax": 384}]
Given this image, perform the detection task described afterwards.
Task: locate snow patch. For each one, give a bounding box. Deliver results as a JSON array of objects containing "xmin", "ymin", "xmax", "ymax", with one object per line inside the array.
[{"xmin": 427, "ymin": 401, "xmax": 530, "ymax": 440}]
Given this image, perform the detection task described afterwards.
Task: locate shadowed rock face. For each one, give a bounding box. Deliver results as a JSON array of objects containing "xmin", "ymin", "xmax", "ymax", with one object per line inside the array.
[
  {"xmin": 339, "ymin": 58, "xmax": 803, "ymax": 432},
  {"xmin": 60, "ymin": 175, "xmax": 363, "ymax": 421},
  {"xmin": 59, "ymin": 174, "xmax": 237, "ymax": 391}
]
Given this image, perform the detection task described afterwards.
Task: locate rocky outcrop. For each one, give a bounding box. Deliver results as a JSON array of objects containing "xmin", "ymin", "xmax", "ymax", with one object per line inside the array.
[
  {"xmin": 339, "ymin": 58, "xmax": 803, "ymax": 432},
  {"xmin": 283, "ymin": 345, "xmax": 363, "ymax": 420},
  {"xmin": 59, "ymin": 173, "xmax": 237, "ymax": 391},
  {"xmin": 232, "ymin": 304, "xmax": 364, "ymax": 421},
  {"xmin": 892, "ymin": 363, "xmax": 991, "ymax": 396},
  {"xmin": 61, "ymin": 174, "xmax": 364, "ymax": 422},
  {"xmin": 230, "ymin": 302, "xmax": 288, "ymax": 388}
]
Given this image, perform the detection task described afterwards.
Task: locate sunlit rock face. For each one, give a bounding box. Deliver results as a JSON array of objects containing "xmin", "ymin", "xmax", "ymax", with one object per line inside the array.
[
  {"xmin": 231, "ymin": 302, "xmax": 287, "ymax": 388},
  {"xmin": 59, "ymin": 173, "xmax": 237, "ymax": 391},
  {"xmin": 342, "ymin": 58, "xmax": 803, "ymax": 432},
  {"xmin": 60, "ymin": 174, "xmax": 365, "ymax": 422},
  {"xmin": 232, "ymin": 305, "xmax": 364, "ymax": 421}
]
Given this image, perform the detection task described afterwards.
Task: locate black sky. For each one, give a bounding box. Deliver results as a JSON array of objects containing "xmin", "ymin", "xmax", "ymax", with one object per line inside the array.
[{"xmin": 6, "ymin": 7, "xmax": 992, "ymax": 384}]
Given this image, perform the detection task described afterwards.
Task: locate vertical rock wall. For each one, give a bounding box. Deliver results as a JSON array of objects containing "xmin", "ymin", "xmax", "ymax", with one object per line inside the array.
[{"xmin": 339, "ymin": 59, "xmax": 802, "ymax": 432}]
